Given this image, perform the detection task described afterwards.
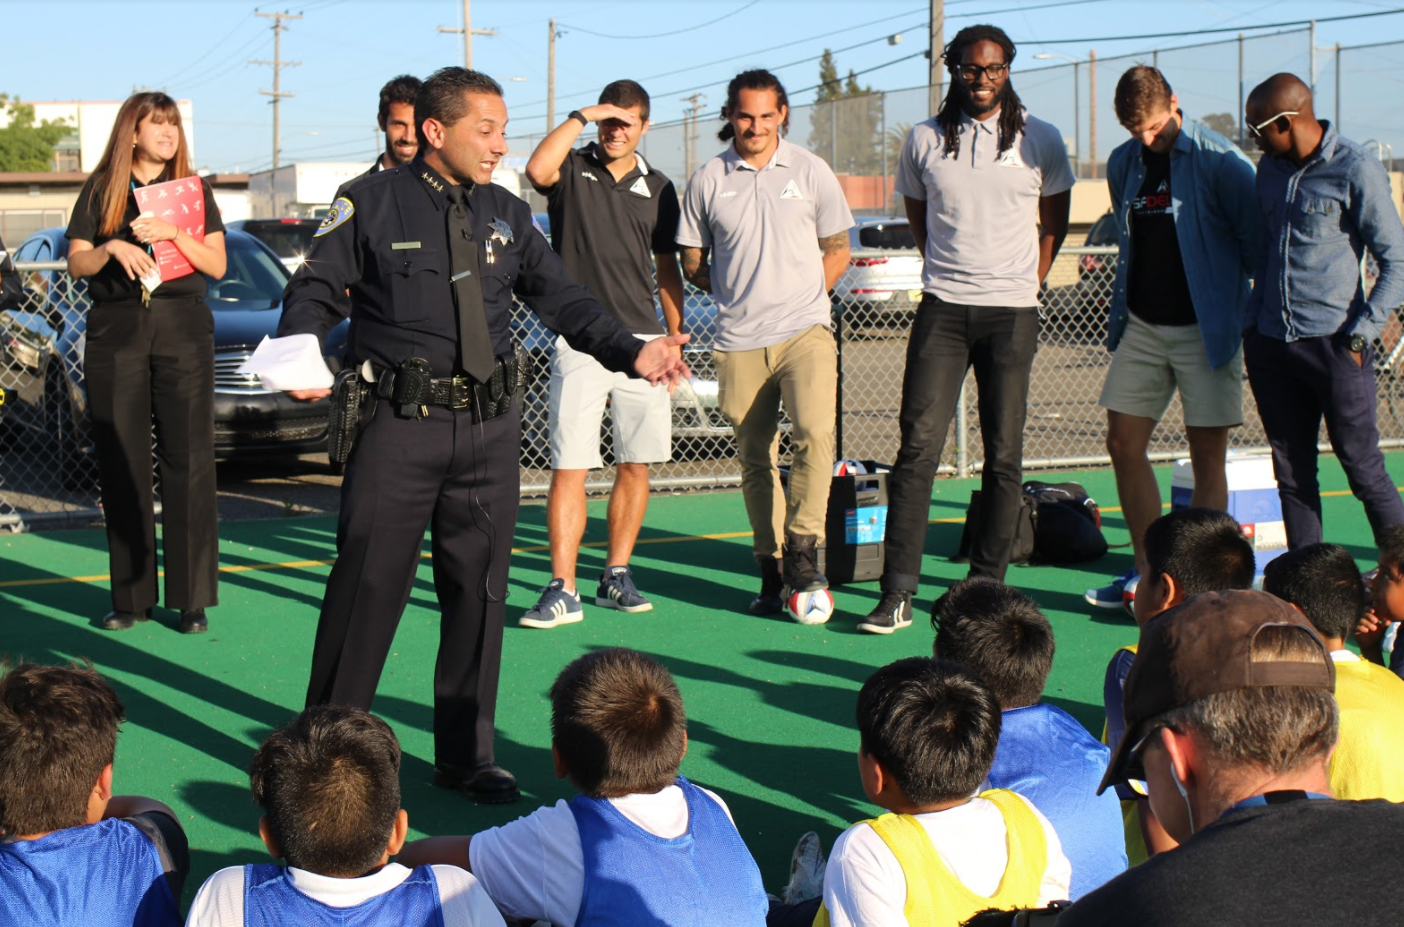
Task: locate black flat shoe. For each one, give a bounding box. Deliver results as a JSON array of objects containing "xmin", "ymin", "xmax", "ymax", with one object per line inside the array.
[
  {"xmin": 178, "ymin": 610, "xmax": 208, "ymax": 634},
  {"xmin": 101, "ymin": 610, "xmax": 150, "ymax": 631},
  {"xmin": 433, "ymin": 762, "xmax": 520, "ymax": 804}
]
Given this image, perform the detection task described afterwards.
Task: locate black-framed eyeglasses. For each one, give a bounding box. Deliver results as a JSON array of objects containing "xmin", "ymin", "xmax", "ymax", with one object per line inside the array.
[
  {"xmin": 957, "ymin": 63, "xmax": 1009, "ymax": 82},
  {"xmin": 1246, "ymin": 110, "xmax": 1299, "ymax": 138}
]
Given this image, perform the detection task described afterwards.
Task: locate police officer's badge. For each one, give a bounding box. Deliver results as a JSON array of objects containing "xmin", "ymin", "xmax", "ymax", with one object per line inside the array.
[
  {"xmin": 488, "ymin": 218, "xmax": 514, "ymax": 246},
  {"xmin": 315, "ymin": 197, "xmax": 355, "ymax": 237}
]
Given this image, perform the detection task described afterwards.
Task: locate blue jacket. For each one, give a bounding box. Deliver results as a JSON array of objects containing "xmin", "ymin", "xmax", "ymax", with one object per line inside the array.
[
  {"xmin": 1106, "ymin": 117, "xmax": 1259, "ymax": 370},
  {"xmin": 1247, "ymin": 121, "xmax": 1404, "ymax": 344}
]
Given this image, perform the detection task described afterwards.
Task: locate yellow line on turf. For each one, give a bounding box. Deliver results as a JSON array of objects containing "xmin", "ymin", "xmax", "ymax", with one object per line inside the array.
[{"xmin": 0, "ymin": 486, "xmax": 1387, "ymax": 591}]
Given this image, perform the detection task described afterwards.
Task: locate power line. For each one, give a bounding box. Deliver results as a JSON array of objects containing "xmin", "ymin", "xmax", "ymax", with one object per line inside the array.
[
  {"xmin": 149, "ymin": 10, "xmax": 259, "ymax": 89},
  {"xmin": 1034, "ymin": 5, "xmax": 1404, "ymax": 45},
  {"xmin": 174, "ymin": 33, "xmax": 269, "ymax": 93},
  {"xmin": 560, "ymin": 1, "xmax": 762, "ymax": 40}
]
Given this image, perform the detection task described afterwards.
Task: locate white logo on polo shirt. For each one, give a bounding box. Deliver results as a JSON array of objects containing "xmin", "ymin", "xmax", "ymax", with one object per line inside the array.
[
  {"xmin": 719, "ymin": 190, "xmax": 738, "ymax": 198},
  {"xmin": 996, "ymin": 148, "xmax": 1026, "ymax": 168},
  {"xmin": 629, "ymin": 177, "xmax": 651, "ymax": 197},
  {"xmin": 581, "ymin": 171, "xmax": 598, "ymax": 182},
  {"xmin": 779, "ymin": 180, "xmax": 803, "ymax": 200}
]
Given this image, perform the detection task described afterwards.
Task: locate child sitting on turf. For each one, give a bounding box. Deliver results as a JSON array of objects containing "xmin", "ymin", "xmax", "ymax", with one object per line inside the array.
[
  {"xmin": 398, "ymin": 647, "xmax": 770, "ymax": 926},
  {"xmin": 1355, "ymin": 524, "xmax": 1404, "ymax": 679},
  {"xmin": 795, "ymin": 657, "xmax": 1070, "ymax": 927},
  {"xmin": 1103, "ymin": 506, "xmax": 1255, "ymax": 860},
  {"xmin": 1264, "ymin": 543, "xmax": 1404, "ymax": 802},
  {"xmin": 186, "ymin": 705, "xmax": 504, "ymax": 926},
  {"xmin": 0, "ymin": 662, "xmax": 189, "ymax": 927},
  {"xmin": 933, "ymin": 578, "xmax": 1126, "ymax": 899}
]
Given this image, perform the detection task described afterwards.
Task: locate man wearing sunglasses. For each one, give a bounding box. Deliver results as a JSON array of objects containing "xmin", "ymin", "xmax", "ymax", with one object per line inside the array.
[
  {"xmin": 860, "ymin": 23, "xmax": 1073, "ymax": 634},
  {"xmin": 1084, "ymin": 66, "xmax": 1259, "ymax": 612},
  {"xmin": 1242, "ymin": 72, "xmax": 1404, "ymax": 552},
  {"xmin": 1059, "ymin": 589, "xmax": 1404, "ymax": 925}
]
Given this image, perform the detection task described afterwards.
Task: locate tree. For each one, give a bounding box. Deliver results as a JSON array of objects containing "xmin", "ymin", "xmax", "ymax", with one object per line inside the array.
[
  {"xmin": 1199, "ymin": 112, "xmax": 1239, "ymax": 141},
  {"xmin": 0, "ymin": 96, "xmax": 71, "ymax": 172},
  {"xmin": 806, "ymin": 49, "xmax": 884, "ymax": 175}
]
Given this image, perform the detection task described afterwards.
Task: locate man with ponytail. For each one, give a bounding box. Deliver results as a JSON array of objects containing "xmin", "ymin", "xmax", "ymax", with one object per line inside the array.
[
  {"xmin": 858, "ymin": 25, "xmax": 1074, "ymax": 635},
  {"xmin": 677, "ymin": 69, "xmax": 854, "ymax": 619}
]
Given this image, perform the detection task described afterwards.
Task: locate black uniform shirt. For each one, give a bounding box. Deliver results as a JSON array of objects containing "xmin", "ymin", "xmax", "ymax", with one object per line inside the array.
[
  {"xmin": 542, "ymin": 144, "xmax": 681, "ymax": 334},
  {"xmin": 66, "ymin": 172, "xmax": 224, "ymax": 305},
  {"xmin": 1128, "ymin": 148, "xmax": 1195, "ymax": 327},
  {"xmin": 278, "ymin": 158, "xmax": 644, "ymax": 379}
]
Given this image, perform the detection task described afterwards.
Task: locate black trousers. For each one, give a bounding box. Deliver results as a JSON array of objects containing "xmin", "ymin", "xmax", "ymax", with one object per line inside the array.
[
  {"xmin": 882, "ymin": 296, "xmax": 1040, "ymax": 588},
  {"xmin": 84, "ymin": 298, "xmax": 218, "ymax": 614},
  {"xmin": 305, "ymin": 398, "xmax": 521, "ymax": 769},
  {"xmin": 1244, "ymin": 329, "xmax": 1404, "ymax": 548}
]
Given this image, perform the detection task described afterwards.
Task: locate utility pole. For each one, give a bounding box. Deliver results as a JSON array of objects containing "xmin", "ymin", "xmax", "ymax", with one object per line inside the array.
[
  {"xmin": 548, "ymin": 19, "xmax": 558, "ymax": 131},
  {"xmin": 251, "ymin": 10, "xmax": 301, "ymax": 172},
  {"xmin": 1238, "ymin": 33, "xmax": 1245, "ymax": 146},
  {"xmin": 437, "ymin": 0, "xmax": 497, "ymax": 69},
  {"xmin": 1088, "ymin": 49, "xmax": 1098, "ymax": 179},
  {"xmin": 681, "ymin": 93, "xmax": 705, "ymax": 179},
  {"xmin": 928, "ymin": 0, "xmax": 945, "ymax": 115}
]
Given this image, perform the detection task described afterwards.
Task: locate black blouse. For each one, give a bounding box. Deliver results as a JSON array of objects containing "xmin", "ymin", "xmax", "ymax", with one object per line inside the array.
[{"xmin": 66, "ymin": 170, "xmax": 225, "ymax": 305}]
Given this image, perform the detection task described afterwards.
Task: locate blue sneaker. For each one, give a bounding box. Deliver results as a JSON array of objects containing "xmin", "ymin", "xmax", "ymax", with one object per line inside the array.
[
  {"xmin": 596, "ymin": 566, "xmax": 653, "ymax": 613},
  {"xmin": 519, "ymin": 579, "xmax": 583, "ymax": 629},
  {"xmin": 1086, "ymin": 569, "xmax": 1138, "ymax": 610}
]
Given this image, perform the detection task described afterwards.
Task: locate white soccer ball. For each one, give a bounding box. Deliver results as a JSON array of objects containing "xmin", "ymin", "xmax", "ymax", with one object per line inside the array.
[{"xmin": 787, "ymin": 588, "xmax": 835, "ymax": 625}]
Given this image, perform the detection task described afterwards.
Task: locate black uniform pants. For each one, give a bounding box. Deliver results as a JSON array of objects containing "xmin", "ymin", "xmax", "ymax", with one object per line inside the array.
[
  {"xmin": 84, "ymin": 298, "xmax": 219, "ymax": 614},
  {"xmin": 882, "ymin": 296, "xmax": 1040, "ymax": 587},
  {"xmin": 306, "ymin": 397, "xmax": 521, "ymax": 769}
]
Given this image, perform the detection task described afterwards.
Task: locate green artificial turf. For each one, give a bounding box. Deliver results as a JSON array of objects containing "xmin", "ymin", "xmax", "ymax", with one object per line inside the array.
[{"xmin": 1, "ymin": 455, "xmax": 1398, "ymax": 910}]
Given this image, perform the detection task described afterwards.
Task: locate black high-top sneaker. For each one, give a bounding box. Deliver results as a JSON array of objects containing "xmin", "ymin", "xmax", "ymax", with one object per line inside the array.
[
  {"xmin": 748, "ymin": 556, "xmax": 784, "ymax": 615},
  {"xmin": 783, "ymin": 534, "xmax": 828, "ymax": 592}
]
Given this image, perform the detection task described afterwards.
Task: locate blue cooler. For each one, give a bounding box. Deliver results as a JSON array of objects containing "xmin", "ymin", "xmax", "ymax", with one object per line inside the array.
[{"xmin": 1170, "ymin": 454, "xmax": 1286, "ymax": 583}]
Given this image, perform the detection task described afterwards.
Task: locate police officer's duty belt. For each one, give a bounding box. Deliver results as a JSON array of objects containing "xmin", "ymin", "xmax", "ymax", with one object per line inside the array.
[{"xmin": 373, "ymin": 352, "xmax": 528, "ymax": 420}]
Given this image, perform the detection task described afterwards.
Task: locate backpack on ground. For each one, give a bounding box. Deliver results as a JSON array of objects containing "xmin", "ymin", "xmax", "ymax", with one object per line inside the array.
[{"xmin": 953, "ymin": 480, "xmax": 1106, "ymax": 566}]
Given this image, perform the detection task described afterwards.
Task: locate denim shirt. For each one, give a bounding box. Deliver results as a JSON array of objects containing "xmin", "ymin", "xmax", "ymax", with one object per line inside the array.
[
  {"xmin": 1106, "ymin": 117, "xmax": 1259, "ymax": 370},
  {"xmin": 1248, "ymin": 121, "xmax": 1404, "ymax": 343}
]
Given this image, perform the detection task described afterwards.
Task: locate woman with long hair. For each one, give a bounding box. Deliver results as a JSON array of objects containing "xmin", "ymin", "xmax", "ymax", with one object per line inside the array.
[{"xmin": 66, "ymin": 91, "xmax": 226, "ymax": 634}]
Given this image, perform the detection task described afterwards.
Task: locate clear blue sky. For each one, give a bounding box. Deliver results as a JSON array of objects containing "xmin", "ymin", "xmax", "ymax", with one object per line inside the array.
[{"xmin": 7, "ymin": 0, "xmax": 1404, "ymax": 173}]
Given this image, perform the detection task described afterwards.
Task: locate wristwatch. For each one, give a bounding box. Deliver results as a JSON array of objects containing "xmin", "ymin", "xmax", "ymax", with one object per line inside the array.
[
  {"xmin": 1347, "ymin": 334, "xmax": 1367, "ymax": 353},
  {"xmin": 568, "ymin": 110, "xmax": 588, "ymax": 127}
]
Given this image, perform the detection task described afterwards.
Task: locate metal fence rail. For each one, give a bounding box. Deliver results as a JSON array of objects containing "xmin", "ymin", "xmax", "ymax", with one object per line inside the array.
[{"xmin": 4, "ymin": 249, "xmax": 1399, "ymax": 528}]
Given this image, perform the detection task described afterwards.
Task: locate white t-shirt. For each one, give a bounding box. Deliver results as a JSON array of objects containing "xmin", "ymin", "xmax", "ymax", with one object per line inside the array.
[
  {"xmin": 468, "ymin": 784, "xmax": 733, "ymax": 926},
  {"xmin": 821, "ymin": 793, "xmax": 1072, "ymax": 927},
  {"xmin": 184, "ymin": 862, "xmax": 504, "ymax": 926}
]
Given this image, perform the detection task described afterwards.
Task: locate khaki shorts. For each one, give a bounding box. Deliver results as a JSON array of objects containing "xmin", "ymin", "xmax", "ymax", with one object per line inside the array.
[
  {"xmin": 548, "ymin": 334, "xmax": 671, "ymax": 469},
  {"xmin": 1098, "ymin": 315, "xmax": 1244, "ymax": 427}
]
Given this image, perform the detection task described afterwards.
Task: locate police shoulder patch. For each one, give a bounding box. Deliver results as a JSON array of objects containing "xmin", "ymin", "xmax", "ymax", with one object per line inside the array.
[{"xmin": 314, "ymin": 197, "xmax": 355, "ymax": 237}]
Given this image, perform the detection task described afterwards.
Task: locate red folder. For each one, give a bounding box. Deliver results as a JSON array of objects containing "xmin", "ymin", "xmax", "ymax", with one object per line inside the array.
[{"xmin": 132, "ymin": 177, "xmax": 208, "ymax": 282}]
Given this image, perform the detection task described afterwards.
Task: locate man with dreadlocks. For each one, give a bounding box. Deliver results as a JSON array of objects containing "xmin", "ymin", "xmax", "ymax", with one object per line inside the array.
[{"xmin": 857, "ymin": 24, "xmax": 1074, "ymax": 635}]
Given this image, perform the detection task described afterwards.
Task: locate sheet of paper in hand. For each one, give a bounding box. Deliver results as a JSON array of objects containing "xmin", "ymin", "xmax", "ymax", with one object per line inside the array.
[
  {"xmin": 132, "ymin": 177, "xmax": 208, "ymax": 283},
  {"xmin": 235, "ymin": 334, "xmax": 335, "ymax": 391}
]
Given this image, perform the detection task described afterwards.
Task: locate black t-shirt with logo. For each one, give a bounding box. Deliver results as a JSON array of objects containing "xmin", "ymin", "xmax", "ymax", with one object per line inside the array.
[
  {"xmin": 66, "ymin": 171, "xmax": 224, "ymax": 306},
  {"xmin": 1128, "ymin": 148, "xmax": 1195, "ymax": 327},
  {"xmin": 541, "ymin": 143, "xmax": 681, "ymax": 335}
]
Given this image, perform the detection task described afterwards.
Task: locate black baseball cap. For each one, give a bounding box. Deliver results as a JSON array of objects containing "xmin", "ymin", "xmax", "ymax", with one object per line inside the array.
[{"xmin": 1098, "ymin": 589, "xmax": 1334, "ymax": 795}]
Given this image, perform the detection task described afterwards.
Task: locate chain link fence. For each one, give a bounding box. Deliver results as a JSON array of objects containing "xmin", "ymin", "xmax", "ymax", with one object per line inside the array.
[{"xmin": 9, "ymin": 247, "xmax": 1404, "ymax": 527}]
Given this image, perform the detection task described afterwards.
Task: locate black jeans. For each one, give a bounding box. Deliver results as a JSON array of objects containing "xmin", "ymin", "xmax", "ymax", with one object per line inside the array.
[
  {"xmin": 1244, "ymin": 329, "xmax": 1404, "ymax": 548},
  {"xmin": 883, "ymin": 296, "xmax": 1040, "ymax": 589}
]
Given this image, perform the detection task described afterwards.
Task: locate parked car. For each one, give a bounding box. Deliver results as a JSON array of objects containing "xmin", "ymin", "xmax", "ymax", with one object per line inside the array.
[
  {"xmin": 833, "ymin": 216, "xmax": 923, "ymax": 324},
  {"xmin": 0, "ymin": 228, "xmax": 349, "ymax": 485},
  {"xmin": 226, "ymin": 218, "xmax": 321, "ymax": 272},
  {"xmin": 1075, "ymin": 210, "xmax": 1118, "ymax": 318}
]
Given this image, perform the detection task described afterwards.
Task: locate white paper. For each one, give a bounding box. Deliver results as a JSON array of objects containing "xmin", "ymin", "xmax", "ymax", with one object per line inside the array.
[{"xmin": 235, "ymin": 334, "xmax": 334, "ymax": 391}]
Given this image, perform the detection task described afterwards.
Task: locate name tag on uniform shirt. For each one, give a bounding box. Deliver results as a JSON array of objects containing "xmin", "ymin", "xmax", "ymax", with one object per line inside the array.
[{"xmin": 391, "ymin": 241, "xmax": 422, "ymax": 250}]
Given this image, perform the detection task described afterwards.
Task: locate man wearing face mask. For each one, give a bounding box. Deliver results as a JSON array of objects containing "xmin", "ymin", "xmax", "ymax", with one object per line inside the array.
[
  {"xmin": 519, "ymin": 80, "xmax": 685, "ymax": 629},
  {"xmin": 1060, "ymin": 589, "xmax": 1404, "ymax": 925}
]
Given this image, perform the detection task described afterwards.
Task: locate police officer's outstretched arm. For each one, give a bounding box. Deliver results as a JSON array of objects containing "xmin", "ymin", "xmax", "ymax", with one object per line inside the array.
[
  {"xmin": 514, "ymin": 216, "xmax": 689, "ymax": 386},
  {"xmin": 277, "ymin": 198, "xmax": 361, "ymax": 400}
]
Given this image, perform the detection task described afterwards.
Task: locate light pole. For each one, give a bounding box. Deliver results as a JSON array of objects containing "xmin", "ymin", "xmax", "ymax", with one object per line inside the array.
[{"xmin": 1034, "ymin": 52, "xmax": 1082, "ymax": 176}]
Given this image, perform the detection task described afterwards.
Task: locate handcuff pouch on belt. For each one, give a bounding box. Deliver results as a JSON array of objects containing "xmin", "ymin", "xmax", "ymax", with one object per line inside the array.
[{"xmin": 328, "ymin": 368, "xmax": 376, "ymax": 464}]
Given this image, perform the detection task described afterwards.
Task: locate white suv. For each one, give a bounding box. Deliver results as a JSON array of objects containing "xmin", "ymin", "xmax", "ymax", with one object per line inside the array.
[{"xmin": 834, "ymin": 216, "xmax": 923, "ymax": 324}]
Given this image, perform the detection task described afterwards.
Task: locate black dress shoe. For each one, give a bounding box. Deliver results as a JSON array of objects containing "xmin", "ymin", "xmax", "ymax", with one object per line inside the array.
[
  {"xmin": 433, "ymin": 762, "xmax": 520, "ymax": 803},
  {"xmin": 101, "ymin": 610, "xmax": 150, "ymax": 631},
  {"xmin": 179, "ymin": 610, "xmax": 208, "ymax": 634}
]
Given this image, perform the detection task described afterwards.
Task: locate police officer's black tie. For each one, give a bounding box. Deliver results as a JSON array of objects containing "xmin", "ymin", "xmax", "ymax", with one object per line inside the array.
[{"xmin": 445, "ymin": 184, "xmax": 495, "ymax": 382}]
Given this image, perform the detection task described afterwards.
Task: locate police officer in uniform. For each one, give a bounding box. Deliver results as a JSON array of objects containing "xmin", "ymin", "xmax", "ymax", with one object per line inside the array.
[{"xmin": 278, "ymin": 67, "xmax": 689, "ymax": 802}]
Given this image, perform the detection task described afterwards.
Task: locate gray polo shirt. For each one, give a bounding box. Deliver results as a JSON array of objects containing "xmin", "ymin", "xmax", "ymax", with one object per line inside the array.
[
  {"xmin": 896, "ymin": 109, "xmax": 1074, "ymax": 307},
  {"xmin": 677, "ymin": 138, "xmax": 854, "ymax": 351}
]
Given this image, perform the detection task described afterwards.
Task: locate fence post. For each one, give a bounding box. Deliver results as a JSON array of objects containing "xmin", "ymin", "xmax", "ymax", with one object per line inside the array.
[{"xmin": 880, "ymin": 94, "xmax": 888, "ymax": 212}]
